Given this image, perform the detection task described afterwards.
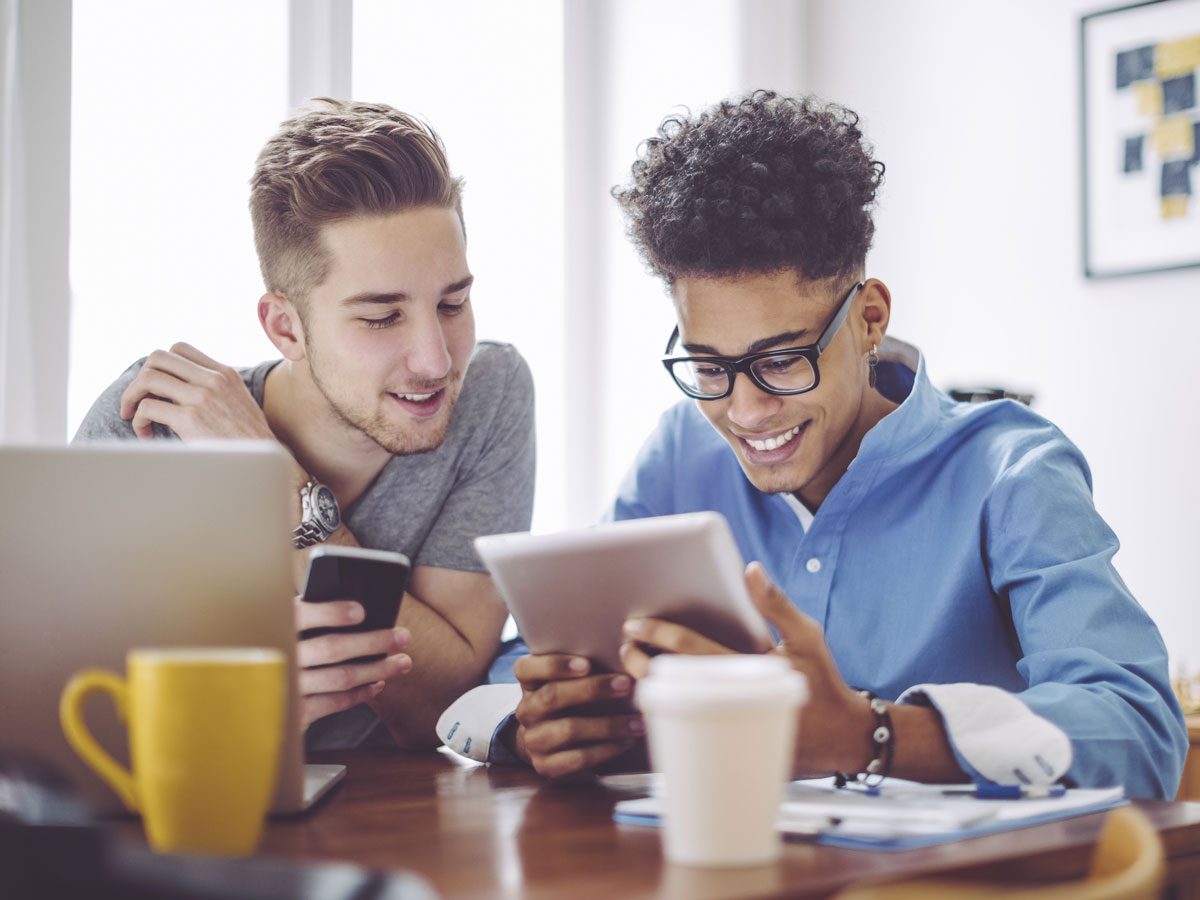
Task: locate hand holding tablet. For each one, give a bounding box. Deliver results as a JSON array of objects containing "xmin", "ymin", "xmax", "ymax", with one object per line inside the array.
[{"xmin": 474, "ymin": 511, "xmax": 772, "ymax": 674}]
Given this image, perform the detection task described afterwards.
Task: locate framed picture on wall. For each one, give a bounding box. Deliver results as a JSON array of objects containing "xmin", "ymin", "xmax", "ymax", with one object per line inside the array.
[{"xmin": 1082, "ymin": 0, "xmax": 1200, "ymax": 277}]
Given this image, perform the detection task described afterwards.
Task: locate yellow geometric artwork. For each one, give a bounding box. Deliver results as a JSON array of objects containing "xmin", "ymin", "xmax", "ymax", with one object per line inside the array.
[
  {"xmin": 1134, "ymin": 79, "xmax": 1164, "ymax": 115},
  {"xmin": 1162, "ymin": 194, "xmax": 1190, "ymax": 217},
  {"xmin": 1152, "ymin": 114, "xmax": 1197, "ymax": 155},
  {"xmin": 1082, "ymin": 0, "xmax": 1200, "ymax": 276},
  {"xmin": 1156, "ymin": 33, "xmax": 1200, "ymax": 78}
]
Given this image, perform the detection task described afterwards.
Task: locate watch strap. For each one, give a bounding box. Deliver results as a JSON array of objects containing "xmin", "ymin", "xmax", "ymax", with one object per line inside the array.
[
  {"xmin": 292, "ymin": 480, "xmax": 338, "ymax": 549},
  {"xmin": 292, "ymin": 520, "xmax": 327, "ymax": 549}
]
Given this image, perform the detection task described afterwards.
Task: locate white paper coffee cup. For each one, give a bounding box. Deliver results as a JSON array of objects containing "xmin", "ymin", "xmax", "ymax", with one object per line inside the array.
[{"xmin": 635, "ymin": 654, "xmax": 808, "ymax": 867}]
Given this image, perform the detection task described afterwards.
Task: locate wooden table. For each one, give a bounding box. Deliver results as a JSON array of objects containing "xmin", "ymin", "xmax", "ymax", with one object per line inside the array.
[{"xmin": 230, "ymin": 748, "xmax": 1200, "ymax": 899}]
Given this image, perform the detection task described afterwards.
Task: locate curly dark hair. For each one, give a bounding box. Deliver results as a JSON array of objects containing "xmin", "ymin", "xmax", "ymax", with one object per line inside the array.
[{"xmin": 613, "ymin": 91, "xmax": 884, "ymax": 284}]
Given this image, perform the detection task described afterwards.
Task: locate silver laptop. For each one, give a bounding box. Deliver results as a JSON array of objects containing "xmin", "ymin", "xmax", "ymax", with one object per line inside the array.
[{"xmin": 0, "ymin": 442, "xmax": 344, "ymax": 815}]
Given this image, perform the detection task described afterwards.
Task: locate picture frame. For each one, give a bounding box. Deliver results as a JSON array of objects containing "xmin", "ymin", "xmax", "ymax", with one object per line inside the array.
[{"xmin": 1081, "ymin": 0, "xmax": 1200, "ymax": 278}]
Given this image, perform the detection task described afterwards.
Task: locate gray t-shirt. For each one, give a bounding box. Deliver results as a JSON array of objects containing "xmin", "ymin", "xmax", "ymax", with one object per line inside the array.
[{"xmin": 73, "ymin": 339, "xmax": 536, "ymax": 748}]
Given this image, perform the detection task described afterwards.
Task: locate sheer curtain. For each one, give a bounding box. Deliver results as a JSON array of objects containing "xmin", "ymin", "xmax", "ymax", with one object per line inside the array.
[
  {"xmin": 2, "ymin": 2, "xmax": 42, "ymax": 441},
  {"xmin": 0, "ymin": 0, "xmax": 70, "ymax": 444}
]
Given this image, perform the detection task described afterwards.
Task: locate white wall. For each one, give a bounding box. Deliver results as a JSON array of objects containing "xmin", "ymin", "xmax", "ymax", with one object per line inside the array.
[
  {"xmin": 581, "ymin": 0, "xmax": 810, "ymax": 524},
  {"xmin": 68, "ymin": 1, "xmax": 288, "ymax": 433},
  {"xmin": 807, "ymin": 0, "xmax": 1200, "ymax": 673}
]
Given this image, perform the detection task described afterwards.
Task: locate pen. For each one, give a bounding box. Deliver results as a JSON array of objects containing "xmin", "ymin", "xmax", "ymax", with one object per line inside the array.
[
  {"xmin": 946, "ymin": 784, "xmax": 1067, "ymax": 800},
  {"xmin": 858, "ymin": 783, "xmax": 1067, "ymax": 799}
]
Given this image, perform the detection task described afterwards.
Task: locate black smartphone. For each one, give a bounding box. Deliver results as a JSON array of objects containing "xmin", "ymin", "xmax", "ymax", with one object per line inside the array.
[{"xmin": 299, "ymin": 546, "xmax": 411, "ymax": 664}]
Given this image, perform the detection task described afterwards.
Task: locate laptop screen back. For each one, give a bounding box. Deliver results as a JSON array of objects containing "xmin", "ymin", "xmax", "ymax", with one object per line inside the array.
[{"xmin": 0, "ymin": 442, "xmax": 305, "ymax": 814}]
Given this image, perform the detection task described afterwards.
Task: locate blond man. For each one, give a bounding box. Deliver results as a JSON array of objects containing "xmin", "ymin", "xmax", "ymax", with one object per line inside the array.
[{"xmin": 74, "ymin": 100, "xmax": 535, "ymax": 750}]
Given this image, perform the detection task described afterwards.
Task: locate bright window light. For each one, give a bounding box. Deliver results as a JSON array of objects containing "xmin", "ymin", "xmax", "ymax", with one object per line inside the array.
[
  {"xmin": 68, "ymin": 1, "xmax": 288, "ymax": 436},
  {"xmin": 353, "ymin": 0, "xmax": 566, "ymax": 532}
]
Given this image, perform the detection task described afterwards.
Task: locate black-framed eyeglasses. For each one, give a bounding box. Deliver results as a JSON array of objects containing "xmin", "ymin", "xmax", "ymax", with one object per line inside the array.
[{"xmin": 661, "ymin": 281, "xmax": 863, "ymax": 400}]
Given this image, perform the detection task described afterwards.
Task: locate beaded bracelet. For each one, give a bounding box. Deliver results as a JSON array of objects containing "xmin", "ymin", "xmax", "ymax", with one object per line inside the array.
[{"xmin": 834, "ymin": 690, "xmax": 894, "ymax": 789}]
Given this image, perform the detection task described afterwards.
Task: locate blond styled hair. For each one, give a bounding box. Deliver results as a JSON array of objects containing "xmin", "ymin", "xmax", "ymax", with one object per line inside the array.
[{"xmin": 249, "ymin": 98, "xmax": 463, "ymax": 307}]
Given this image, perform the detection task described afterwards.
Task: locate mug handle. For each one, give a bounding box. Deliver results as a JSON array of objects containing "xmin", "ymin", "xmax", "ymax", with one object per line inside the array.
[{"xmin": 59, "ymin": 669, "xmax": 139, "ymax": 811}]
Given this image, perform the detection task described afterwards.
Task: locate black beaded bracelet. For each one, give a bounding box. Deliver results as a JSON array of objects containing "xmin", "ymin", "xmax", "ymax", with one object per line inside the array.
[{"xmin": 834, "ymin": 690, "xmax": 895, "ymax": 789}]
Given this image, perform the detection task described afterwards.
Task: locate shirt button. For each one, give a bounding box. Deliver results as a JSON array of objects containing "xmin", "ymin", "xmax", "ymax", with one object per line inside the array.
[{"xmin": 806, "ymin": 558, "xmax": 821, "ymax": 574}]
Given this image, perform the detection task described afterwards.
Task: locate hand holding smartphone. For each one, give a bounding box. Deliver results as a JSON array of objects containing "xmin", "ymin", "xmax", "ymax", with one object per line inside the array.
[{"xmin": 299, "ymin": 546, "xmax": 411, "ymax": 664}]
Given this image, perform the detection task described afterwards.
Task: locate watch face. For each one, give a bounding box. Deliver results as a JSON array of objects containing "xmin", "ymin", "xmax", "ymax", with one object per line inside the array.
[{"xmin": 314, "ymin": 485, "xmax": 341, "ymax": 531}]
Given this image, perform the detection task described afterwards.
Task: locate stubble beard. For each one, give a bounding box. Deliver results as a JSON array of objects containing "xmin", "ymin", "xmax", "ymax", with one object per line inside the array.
[{"xmin": 307, "ymin": 346, "xmax": 462, "ymax": 456}]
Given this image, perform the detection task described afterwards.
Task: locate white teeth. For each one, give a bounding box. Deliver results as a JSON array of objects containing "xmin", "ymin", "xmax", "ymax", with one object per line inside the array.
[
  {"xmin": 398, "ymin": 391, "xmax": 436, "ymax": 402},
  {"xmin": 746, "ymin": 424, "xmax": 802, "ymax": 452}
]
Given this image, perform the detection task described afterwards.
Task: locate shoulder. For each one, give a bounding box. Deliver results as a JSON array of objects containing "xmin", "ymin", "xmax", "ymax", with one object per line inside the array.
[
  {"xmin": 946, "ymin": 400, "xmax": 1090, "ymax": 488},
  {"xmin": 72, "ymin": 357, "xmax": 272, "ymax": 442},
  {"xmin": 466, "ymin": 340, "xmax": 530, "ymax": 381},
  {"xmin": 71, "ymin": 358, "xmax": 149, "ymax": 442},
  {"xmin": 886, "ymin": 349, "xmax": 1089, "ymax": 491},
  {"xmin": 461, "ymin": 340, "xmax": 533, "ymax": 409},
  {"xmin": 926, "ymin": 401, "xmax": 1097, "ymax": 529},
  {"xmin": 239, "ymin": 360, "xmax": 280, "ymax": 404}
]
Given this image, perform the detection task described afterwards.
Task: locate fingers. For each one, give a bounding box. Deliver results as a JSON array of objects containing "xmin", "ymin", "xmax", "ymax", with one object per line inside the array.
[
  {"xmin": 120, "ymin": 370, "xmax": 188, "ymax": 421},
  {"xmin": 526, "ymin": 738, "xmax": 639, "ymax": 781},
  {"xmin": 298, "ymin": 651, "xmax": 412, "ymax": 696},
  {"xmin": 516, "ymin": 673, "xmax": 633, "ymax": 723},
  {"xmin": 294, "ymin": 596, "xmax": 365, "ymax": 630},
  {"xmin": 169, "ymin": 341, "xmax": 225, "ymax": 371},
  {"xmin": 118, "ymin": 345, "xmax": 269, "ymax": 442},
  {"xmin": 744, "ymin": 562, "xmax": 823, "ymax": 654},
  {"xmin": 522, "ymin": 713, "xmax": 644, "ymax": 757},
  {"xmin": 301, "ymin": 681, "xmax": 385, "ymax": 730},
  {"xmin": 509, "ymin": 652, "xmax": 644, "ymax": 780},
  {"xmin": 520, "ymin": 712, "xmax": 644, "ymax": 780},
  {"xmin": 119, "ymin": 350, "xmax": 215, "ymax": 419},
  {"xmin": 297, "ymin": 626, "xmax": 409, "ymax": 669},
  {"xmin": 146, "ymin": 346, "xmax": 217, "ymax": 383},
  {"xmin": 296, "ymin": 614, "xmax": 412, "ymax": 729},
  {"xmin": 513, "ymin": 653, "xmax": 590, "ymax": 688},
  {"xmin": 622, "ymin": 617, "xmax": 732, "ymax": 656},
  {"xmin": 619, "ymin": 640, "xmax": 654, "ymax": 680}
]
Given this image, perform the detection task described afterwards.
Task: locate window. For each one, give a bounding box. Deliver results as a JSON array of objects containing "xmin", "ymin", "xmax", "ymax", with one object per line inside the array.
[
  {"xmin": 354, "ymin": 0, "xmax": 566, "ymax": 530},
  {"xmin": 69, "ymin": 1, "xmax": 288, "ymax": 433}
]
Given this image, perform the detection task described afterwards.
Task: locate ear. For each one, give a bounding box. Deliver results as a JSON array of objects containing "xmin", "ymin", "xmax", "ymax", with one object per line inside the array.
[
  {"xmin": 857, "ymin": 279, "xmax": 892, "ymax": 351},
  {"xmin": 258, "ymin": 293, "xmax": 306, "ymax": 361}
]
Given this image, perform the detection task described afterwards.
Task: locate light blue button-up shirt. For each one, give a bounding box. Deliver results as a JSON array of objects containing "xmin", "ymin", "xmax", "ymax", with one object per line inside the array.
[
  {"xmin": 482, "ymin": 350, "xmax": 1185, "ymax": 798},
  {"xmin": 610, "ymin": 351, "xmax": 1186, "ymax": 798}
]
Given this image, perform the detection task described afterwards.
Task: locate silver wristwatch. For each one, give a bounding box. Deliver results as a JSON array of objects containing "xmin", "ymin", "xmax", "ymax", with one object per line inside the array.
[{"xmin": 292, "ymin": 480, "xmax": 341, "ymax": 549}]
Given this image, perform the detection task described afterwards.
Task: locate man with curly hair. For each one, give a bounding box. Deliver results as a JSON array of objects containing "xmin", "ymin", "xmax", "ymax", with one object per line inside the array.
[
  {"xmin": 74, "ymin": 100, "xmax": 535, "ymax": 752},
  {"xmin": 446, "ymin": 92, "xmax": 1184, "ymax": 799}
]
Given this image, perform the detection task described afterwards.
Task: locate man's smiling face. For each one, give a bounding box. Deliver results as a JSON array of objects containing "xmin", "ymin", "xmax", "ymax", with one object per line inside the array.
[
  {"xmin": 298, "ymin": 205, "xmax": 476, "ymax": 455},
  {"xmin": 672, "ymin": 270, "xmax": 881, "ymax": 504}
]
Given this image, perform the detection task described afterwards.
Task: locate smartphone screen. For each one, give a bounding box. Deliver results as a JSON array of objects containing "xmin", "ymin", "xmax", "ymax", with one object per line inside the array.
[{"xmin": 299, "ymin": 547, "xmax": 411, "ymax": 664}]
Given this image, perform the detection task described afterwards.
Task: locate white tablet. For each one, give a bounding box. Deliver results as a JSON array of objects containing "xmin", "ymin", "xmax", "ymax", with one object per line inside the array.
[{"xmin": 475, "ymin": 512, "xmax": 773, "ymax": 673}]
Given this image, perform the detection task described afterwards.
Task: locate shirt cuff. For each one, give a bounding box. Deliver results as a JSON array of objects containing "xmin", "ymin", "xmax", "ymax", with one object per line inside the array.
[
  {"xmin": 897, "ymin": 683, "xmax": 1073, "ymax": 786},
  {"xmin": 436, "ymin": 683, "xmax": 522, "ymax": 763}
]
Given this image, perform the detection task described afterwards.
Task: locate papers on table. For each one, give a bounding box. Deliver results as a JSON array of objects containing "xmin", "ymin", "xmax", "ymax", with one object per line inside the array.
[{"xmin": 612, "ymin": 777, "xmax": 1127, "ymax": 851}]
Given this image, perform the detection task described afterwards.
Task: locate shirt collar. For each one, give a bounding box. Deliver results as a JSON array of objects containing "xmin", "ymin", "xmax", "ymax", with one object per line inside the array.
[{"xmin": 855, "ymin": 341, "xmax": 944, "ymax": 464}]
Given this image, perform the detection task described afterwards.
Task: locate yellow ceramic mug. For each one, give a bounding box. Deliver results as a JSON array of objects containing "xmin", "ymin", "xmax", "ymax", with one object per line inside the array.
[{"xmin": 60, "ymin": 647, "xmax": 285, "ymax": 856}]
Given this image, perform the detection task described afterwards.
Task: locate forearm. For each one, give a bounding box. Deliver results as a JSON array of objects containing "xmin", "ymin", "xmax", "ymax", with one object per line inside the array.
[
  {"xmin": 372, "ymin": 592, "xmax": 500, "ymax": 749},
  {"xmin": 885, "ymin": 703, "xmax": 968, "ymax": 783},
  {"xmin": 799, "ymin": 697, "xmax": 966, "ymax": 783}
]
